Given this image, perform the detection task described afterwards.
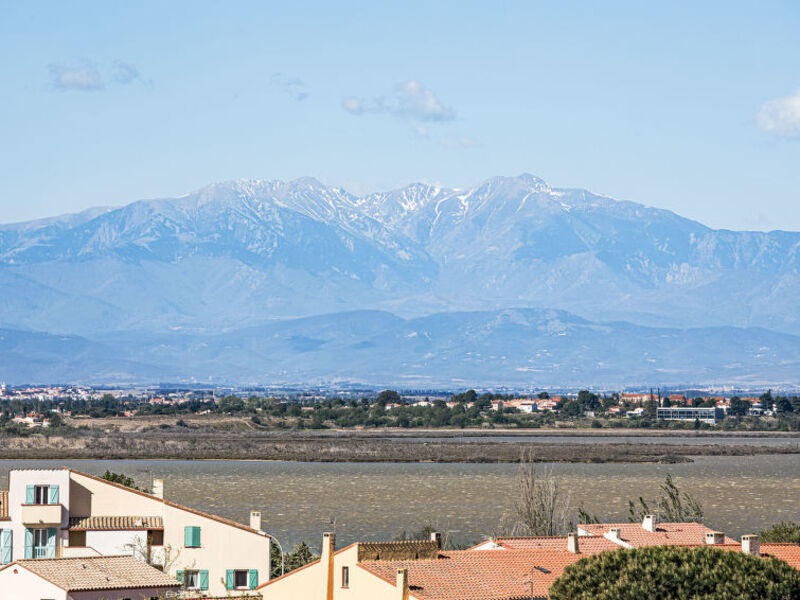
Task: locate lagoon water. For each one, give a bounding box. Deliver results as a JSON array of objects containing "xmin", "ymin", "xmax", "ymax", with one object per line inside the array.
[{"xmin": 2, "ymin": 455, "xmax": 799, "ymax": 550}]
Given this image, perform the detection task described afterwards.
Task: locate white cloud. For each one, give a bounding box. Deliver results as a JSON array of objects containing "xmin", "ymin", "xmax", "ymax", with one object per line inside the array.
[
  {"xmin": 394, "ymin": 80, "xmax": 455, "ymax": 122},
  {"xmin": 270, "ymin": 73, "xmax": 309, "ymax": 101},
  {"xmin": 342, "ymin": 80, "xmax": 456, "ymax": 122},
  {"xmin": 342, "ymin": 96, "xmax": 366, "ymax": 115},
  {"xmin": 48, "ymin": 59, "xmax": 144, "ymax": 92},
  {"xmin": 48, "ymin": 62, "xmax": 103, "ymax": 91},
  {"xmin": 757, "ymin": 90, "xmax": 800, "ymax": 138}
]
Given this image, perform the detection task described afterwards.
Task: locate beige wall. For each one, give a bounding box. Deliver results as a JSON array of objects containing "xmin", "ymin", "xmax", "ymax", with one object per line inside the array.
[
  {"xmin": 260, "ymin": 545, "xmax": 404, "ymax": 600},
  {"xmin": 68, "ymin": 471, "xmax": 270, "ymax": 596},
  {"xmin": 0, "ymin": 563, "xmax": 68, "ymax": 600},
  {"xmin": 69, "ymin": 472, "xmax": 164, "ymax": 517},
  {"xmin": 164, "ymin": 502, "xmax": 270, "ymax": 596}
]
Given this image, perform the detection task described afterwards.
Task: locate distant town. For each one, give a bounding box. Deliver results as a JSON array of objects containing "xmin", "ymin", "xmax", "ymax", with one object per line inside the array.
[{"xmin": 2, "ymin": 382, "xmax": 799, "ymax": 431}]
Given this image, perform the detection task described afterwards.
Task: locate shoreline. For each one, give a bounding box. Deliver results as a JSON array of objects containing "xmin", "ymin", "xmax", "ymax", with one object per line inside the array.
[{"xmin": 3, "ymin": 430, "xmax": 800, "ymax": 464}]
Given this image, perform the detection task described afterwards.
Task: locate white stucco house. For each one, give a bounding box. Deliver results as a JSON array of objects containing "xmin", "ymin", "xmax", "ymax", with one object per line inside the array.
[{"xmin": 0, "ymin": 468, "xmax": 272, "ymax": 597}]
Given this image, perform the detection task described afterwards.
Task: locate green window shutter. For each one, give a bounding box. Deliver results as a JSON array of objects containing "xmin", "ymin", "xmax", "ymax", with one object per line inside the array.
[
  {"xmin": 184, "ymin": 526, "xmax": 200, "ymax": 547},
  {"xmin": 225, "ymin": 569, "xmax": 234, "ymax": 590},
  {"xmin": 199, "ymin": 570, "xmax": 209, "ymax": 590},
  {"xmin": 176, "ymin": 570, "xmax": 184, "ymax": 587},
  {"xmin": 0, "ymin": 530, "xmax": 12, "ymax": 565},
  {"xmin": 25, "ymin": 485, "xmax": 34, "ymax": 504},
  {"xmin": 46, "ymin": 528, "xmax": 56, "ymax": 558},
  {"xmin": 48, "ymin": 485, "xmax": 59, "ymax": 505},
  {"xmin": 249, "ymin": 569, "xmax": 258, "ymax": 589},
  {"xmin": 24, "ymin": 528, "xmax": 33, "ymax": 559}
]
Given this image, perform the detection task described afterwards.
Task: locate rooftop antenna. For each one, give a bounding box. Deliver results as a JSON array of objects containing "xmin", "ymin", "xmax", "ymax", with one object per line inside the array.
[
  {"xmin": 522, "ymin": 566, "xmax": 550, "ymax": 600},
  {"xmin": 329, "ymin": 515, "xmax": 337, "ymax": 537}
]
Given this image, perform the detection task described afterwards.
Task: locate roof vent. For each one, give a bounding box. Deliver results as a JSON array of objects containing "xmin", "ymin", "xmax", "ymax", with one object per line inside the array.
[
  {"xmin": 567, "ymin": 532, "xmax": 580, "ymax": 554},
  {"xmin": 705, "ymin": 531, "xmax": 725, "ymax": 545},
  {"xmin": 742, "ymin": 534, "xmax": 760, "ymax": 556},
  {"xmin": 642, "ymin": 514, "xmax": 658, "ymax": 532}
]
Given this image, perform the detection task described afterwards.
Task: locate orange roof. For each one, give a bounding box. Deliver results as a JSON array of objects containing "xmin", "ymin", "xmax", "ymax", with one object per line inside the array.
[
  {"xmin": 360, "ymin": 549, "xmax": 583, "ymax": 600},
  {"xmin": 494, "ymin": 536, "xmax": 619, "ymax": 554},
  {"xmin": 713, "ymin": 543, "xmax": 800, "ymax": 570},
  {"xmin": 761, "ymin": 543, "xmax": 800, "ymax": 569},
  {"xmin": 578, "ymin": 522, "xmax": 736, "ymax": 547}
]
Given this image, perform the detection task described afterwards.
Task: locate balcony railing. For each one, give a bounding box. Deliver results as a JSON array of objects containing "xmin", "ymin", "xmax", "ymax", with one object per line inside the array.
[{"xmin": 33, "ymin": 546, "xmax": 49, "ymax": 559}]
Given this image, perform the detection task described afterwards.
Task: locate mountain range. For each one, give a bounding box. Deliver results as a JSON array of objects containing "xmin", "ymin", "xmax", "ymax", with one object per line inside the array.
[{"xmin": 2, "ymin": 174, "xmax": 799, "ymax": 387}]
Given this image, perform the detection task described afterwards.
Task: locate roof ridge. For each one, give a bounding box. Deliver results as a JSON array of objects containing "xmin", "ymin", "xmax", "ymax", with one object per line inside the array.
[{"xmin": 64, "ymin": 468, "xmax": 270, "ymax": 538}]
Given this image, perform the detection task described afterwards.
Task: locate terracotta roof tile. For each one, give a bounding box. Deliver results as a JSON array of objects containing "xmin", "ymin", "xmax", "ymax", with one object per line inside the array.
[
  {"xmin": 360, "ymin": 549, "xmax": 585, "ymax": 600},
  {"xmin": 496, "ymin": 536, "xmax": 620, "ymax": 554},
  {"xmin": 69, "ymin": 515, "xmax": 163, "ymax": 530},
  {"xmin": 2, "ymin": 556, "xmax": 179, "ymax": 591},
  {"xmin": 579, "ymin": 522, "xmax": 736, "ymax": 547},
  {"xmin": 714, "ymin": 543, "xmax": 800, "ymax": 570}
]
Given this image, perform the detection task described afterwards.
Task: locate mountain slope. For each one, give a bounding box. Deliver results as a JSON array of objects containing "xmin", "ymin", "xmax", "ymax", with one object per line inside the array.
[
  {"xmin": 3, "ymin": 309, "xmax": 800, "ymax": 386},
  {"xmin": 2, "ymin": 173, "xmax": 800, "ymax": 384}
]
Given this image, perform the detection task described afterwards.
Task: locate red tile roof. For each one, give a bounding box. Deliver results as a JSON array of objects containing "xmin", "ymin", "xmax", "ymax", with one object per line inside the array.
[
  {"xmin": 714, "ymin": 543, "xmax": 800, "ymax": 570},
  {"xmin": 494, "ymin": 536, "xmax": 620, "ymax": 554},
  {"xmin": 359, "ymin": 549, "xmax": 585, "ymax": 600},
  {"xmin": 578, "ymin": 522, "xmax": 736, "ymax": 547}
]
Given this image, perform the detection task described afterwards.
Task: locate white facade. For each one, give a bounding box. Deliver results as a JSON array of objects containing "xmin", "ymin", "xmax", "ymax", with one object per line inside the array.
[
  {"xmin": 6, "ymin": 470, "xmax": 71, "ymax": 563},
  {"xmin": 1, "ymin": 468, "xmax": 272, "ymax": 597}
]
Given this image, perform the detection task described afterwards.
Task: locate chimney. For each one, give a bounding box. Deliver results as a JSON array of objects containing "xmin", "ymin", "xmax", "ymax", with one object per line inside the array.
[
  {"xmin": 321, "ymin": 532, "xmax": 335, "ymax": 600},
  {"xmin": 430, "ymin": 531, "xmax": 442, "ymax": 549},
  {"xmin": 152, "ymin": 479, "xmax": 164, "ymax": 499},
  {"xmin": 742, "ymin": 534, "xmax": 760, "ymax": 556},
  {"xmin": 396, "ymin": 568, "xmax": 410, "ymax": 600},
  {"xmin": 567, "ymin": 532, "xmax": 580, "ymax": 554},
  {"xmin": 705, "ymin": 531, "xmax": 725, "ymax": 545},
  {"xmin": 642, "ymin": 514, "xmax": 658, "ymax": 532},
  {"xmin": 608, "ymin": 527, "xmax": 622, "ymax": 540},
  {"xmin": 250, "ymin": 511, "xmax": 262, "ymax": 532}
]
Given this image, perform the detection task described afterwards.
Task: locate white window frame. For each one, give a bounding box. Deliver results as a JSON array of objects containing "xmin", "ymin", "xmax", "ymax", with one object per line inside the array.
[
  {"xmin": 32, "ymin": 529, "xmax": 49, "ymax": 558},
  {"xmin": 33, "ymin": 485, "xmax": 49, "ymax": 505}
]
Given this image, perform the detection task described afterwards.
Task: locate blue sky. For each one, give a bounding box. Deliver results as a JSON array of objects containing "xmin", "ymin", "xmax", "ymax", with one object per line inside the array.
[{"xmin": 1, "ymin": 1, "xmax": 799, "ymax": 230}]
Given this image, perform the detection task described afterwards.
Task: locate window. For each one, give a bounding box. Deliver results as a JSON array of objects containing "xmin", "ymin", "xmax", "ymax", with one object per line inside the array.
[
  {"xmin": 341, "ymin": 566, "xmax": 349, "ymax": 588},
  {"xmin": 184, "ymin": 570, "xmax": 199, "ymax": 589},
  {"xmin": 184, "ymin": 526, "xmax": 201, "ymax": 548},
  {"xmin": 148, "ymin": 529, "xmax": 164, "ymax": 546},
  {"xmin": 33, "ymin": 486, "xmax": 49, "ymax": 505},
  {"xmin": 226, "ymin": 569, "xmax": 257, "ymax": 590},
  {"xmin": 25, "ymin": 485, "xmax": 58, "ymax": 505},
  {"xmin": 234, "ymin": 570, "xmax": 248, "ymax": 589},
  {"xmin": 177, "ymin": 569, "xmax": 208, "ymax": 591},
  {"xmin": 32, "ymin": 529, "xmax": 50, "ymax": 559},
  {"xmin": 68, "ymin": 530, "xmax": 86, "ymax": 547}
]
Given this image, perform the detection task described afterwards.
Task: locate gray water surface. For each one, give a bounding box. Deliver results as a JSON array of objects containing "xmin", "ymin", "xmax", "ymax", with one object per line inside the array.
[{"xmin": 2, "ymin": 456, "xmax": 798, "ymax": 550}]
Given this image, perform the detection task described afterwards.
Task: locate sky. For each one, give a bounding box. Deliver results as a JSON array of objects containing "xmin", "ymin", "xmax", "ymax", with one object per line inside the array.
[{"xmin": 1, "ymin": 1, "xmax": 799, "ymax": 230}]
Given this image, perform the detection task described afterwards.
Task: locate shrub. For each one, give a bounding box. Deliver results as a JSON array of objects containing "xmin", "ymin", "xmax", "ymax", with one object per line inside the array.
[
  {"xmin": 548, "ymin": 545, "xmax": 800, "ymax": 600},
  {"xmin": 761, "ymin": 521, "xmax": 800, "ymax": 544}
]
